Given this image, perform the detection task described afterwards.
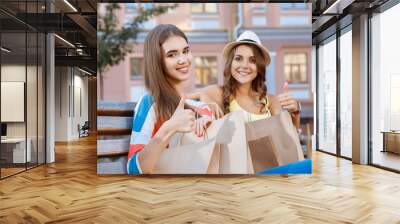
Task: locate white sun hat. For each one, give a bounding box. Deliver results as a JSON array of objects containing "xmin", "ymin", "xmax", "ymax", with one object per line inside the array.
[{"xmin": 223, "ymin": 30, "xmax": 271, "ymax": 65}]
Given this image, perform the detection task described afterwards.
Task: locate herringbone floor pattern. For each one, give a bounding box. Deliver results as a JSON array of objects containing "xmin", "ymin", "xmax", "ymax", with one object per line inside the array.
[{"xmin": 1, "ymin": 136, "xmax": 399, "ymax": 223}]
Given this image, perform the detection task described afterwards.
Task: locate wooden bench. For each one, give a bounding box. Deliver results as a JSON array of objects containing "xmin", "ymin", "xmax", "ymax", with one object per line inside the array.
[{"xmin": 97, "ymin": 102, "xmax": 135, "ymax": 174}]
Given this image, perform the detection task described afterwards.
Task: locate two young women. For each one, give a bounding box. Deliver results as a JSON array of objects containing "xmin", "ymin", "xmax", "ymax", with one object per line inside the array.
[{"xmin": 127, "ymin": 24, "xmax": 300, "ymax": 174}]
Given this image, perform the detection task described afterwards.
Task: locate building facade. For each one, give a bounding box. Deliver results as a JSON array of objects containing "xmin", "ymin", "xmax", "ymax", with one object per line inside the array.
[{"xmin": 100, "ymin": 3, "xmax": 312, "ymax": 127}]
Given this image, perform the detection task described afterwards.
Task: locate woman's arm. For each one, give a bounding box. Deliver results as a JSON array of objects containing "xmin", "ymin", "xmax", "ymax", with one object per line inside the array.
[
  {"xmin": 128, "ymin": 96, "xmax": 195, "ymax": 174},
  {"xmin": 268, "ymin": 95, "xmax": 282, "ymax": 116},
  {"xmin": 136, "ymin": 120, "xmax": 178, "ymax": 174},
  {"xmin": 186, "ymin": 85, "xmax": 223, "ymax": 107},
  {"xmin": 187, "ymin": 85, "xmax": 224, "ymax": 118},
  {"xmin": 203, "ymin": 85, "xmax": 224, "ymax": 108},
  {"xmin": 276, "ymin": 82, "xmax": 301, "ymax": 130},
  {"xmin": 270, "ymin": 94, "xmax": 300, "ymax": 130},
  {"xmin": 186, "ymin": 92, "xmax": 202, "ymax": 101},
  {"xmin": 278, "ymin": 95, "xmax": 301, "ymax": 130}
]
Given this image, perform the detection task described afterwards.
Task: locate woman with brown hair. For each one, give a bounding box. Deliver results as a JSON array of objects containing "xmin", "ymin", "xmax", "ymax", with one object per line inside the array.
[
  {"xmin": 127, "ymin": 24, "xmax": 214, "ymax": 174},
  {"xmin": 190, "ymin": 31, "xmax": 301, "ymax": 137}
]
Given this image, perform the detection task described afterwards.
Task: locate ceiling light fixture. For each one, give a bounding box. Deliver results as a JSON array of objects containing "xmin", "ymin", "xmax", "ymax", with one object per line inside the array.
[
  {"xmin": 323, "ymin": 0, "xmax": 354, "ymax": 15},
  {"xmin": 63, "ymin": 0, "xmax": 78, "ymax": 12},
  {"xmin": 54, "ymin": 34, "xmax": 75, "ymax": 48},
  {"xmin": 76, "ymin": 48, "xmax": 84, "ymax": 55},
  {"xmin": 78, "ymin": 67, "xmax": 93, "ymax": 76},
  {"xmin": 1, "ymin": 47, "xmax": 11, "ymax": 53}
]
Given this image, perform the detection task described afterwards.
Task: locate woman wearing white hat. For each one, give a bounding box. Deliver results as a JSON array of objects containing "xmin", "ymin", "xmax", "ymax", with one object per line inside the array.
[{"xmin": 190, "ymin": 30, "xmax": 300, "ymax": 137}]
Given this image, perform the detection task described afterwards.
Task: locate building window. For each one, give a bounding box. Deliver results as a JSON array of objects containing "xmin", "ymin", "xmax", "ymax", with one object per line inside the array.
[
  {"xmin": 142, "ymin": 3, "xmax": 154, "ymax": 10},
  {"xmin": 124, "ymin": 3, "xmax": 138, "ymax": 25},
  {"xmin": 130, "ymin": 58, "xmax": 144, "ymax": 80},
  {"xmin": 195, "ymin": 56, "xmax": 218, "ymax": 87},
  {"xmin": 191, "ymin": 20, "xmax": 219, "ymax": 29},
  {"xmin": 318, "ymin": 38, "xmax": 337, "ymax": 155},
  {"xmin": 191, "ymin": 3, "xmax": 203, "ymax": 13},
  {"xmin": 124, "ymin": 3, "xmax": 154, "ymax": 26},
  {"xmin": 167, "ymin": 3, "xmax": 177, "ymax": 13},
  {"xmin": 339, "ymin": 29, "xmax": 352, "ymax": 158},
  {"xmin": 250, "ymin": 3, "xmax": 267, "ymax": 13},
  {"xmin": 125, "ymin": 3, "xmax": 153, "ymax": 14},
  {"xmin": 141, "ymin": 20, "xmax": 155, "ymax": 30},
  {"xmin": 371, "ymin": 3, "xmax": 400, "ymax": 171},
  {"xmin": 280, "ymin": 3, "xmax": 308, "ymax": 10},
  {"xmin": 284, "ymin": 53, "xmax": 307, "ymax": 83},
  {"xmin": 280, "ymin": 16, "xmax": 310, "ymax": 26},
  {"xmin": 252, "ymin": 16, "xmax": 267, "ymax": 26},
  {"xmin": 191, "ymin": 3, "xmax": 218, "ymax": 14},
  {"xmin": 125, "ymin": 3, "xmax": 138, "ymax": 14}
]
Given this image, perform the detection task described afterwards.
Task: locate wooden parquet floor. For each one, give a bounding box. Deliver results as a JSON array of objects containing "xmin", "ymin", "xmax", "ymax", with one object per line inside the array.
[
  {"xmin": 0, "ymin": 135, "xmax": 400, "ymax": 224},
  {"xmin": 1, "ymin": 167, "xmax": 26, "ymax": 178}
]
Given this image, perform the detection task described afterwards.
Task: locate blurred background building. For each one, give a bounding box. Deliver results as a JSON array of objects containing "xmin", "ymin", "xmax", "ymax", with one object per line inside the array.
[{"xmin": 99, "ymin": 3, "xmax": 313, "ymax": 131}]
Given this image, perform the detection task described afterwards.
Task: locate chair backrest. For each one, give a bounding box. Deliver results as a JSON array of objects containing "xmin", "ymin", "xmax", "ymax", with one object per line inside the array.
[
  {"xmin": 83, "ymin": 121, "xmax": 89, "ymax": 128},
  {"xmin": 97, "ymin": 101, "xmax": 136, "ymax": 174}
]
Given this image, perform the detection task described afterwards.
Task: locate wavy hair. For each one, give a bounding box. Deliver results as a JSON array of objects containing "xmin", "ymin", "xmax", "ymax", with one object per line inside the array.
[
  {"xmin": 223, "ymin": 43, "xmax": 267, "ymax": 114},
  {"xmin": 144, "ymin": 24, "xmax": 188, "ymax": 122}
]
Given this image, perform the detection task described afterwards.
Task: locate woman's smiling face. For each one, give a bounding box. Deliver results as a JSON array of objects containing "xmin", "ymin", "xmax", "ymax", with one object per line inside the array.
[
  {"xmin": 162, "ymin": 35, "xmax": 193, "ymax": 82},
  {"xmin": 230, "ymin": 44, "xmax": 258, "ymax": 85}
]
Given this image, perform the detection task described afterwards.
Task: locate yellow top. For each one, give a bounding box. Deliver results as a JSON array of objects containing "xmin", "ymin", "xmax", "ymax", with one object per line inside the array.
[{"xmin": 228, "ymin": 96, "xmax": 272, "ymax": 122}]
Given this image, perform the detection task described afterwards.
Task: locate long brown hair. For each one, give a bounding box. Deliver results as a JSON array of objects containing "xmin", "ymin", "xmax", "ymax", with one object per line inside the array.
[
  {"xmin": 223, "ymin": 43, "xmax": 267, "ymax": 114},
  {"xmin": 144, "ymin": 24, "xmax": 188, "ymax": 122}
]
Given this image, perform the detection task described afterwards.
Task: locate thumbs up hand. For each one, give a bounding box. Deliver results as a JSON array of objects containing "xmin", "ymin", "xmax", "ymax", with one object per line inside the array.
[
  {"xmin": 283, "ymin": 81, "xmax": 289, "ymax": 94},
  {"xmin": 277, "ymin": 82, "xmax": 300, "ymax": 113},
  {"xmin": 168, "ymin": 95, "xmax": 196, "ymax": 133}
]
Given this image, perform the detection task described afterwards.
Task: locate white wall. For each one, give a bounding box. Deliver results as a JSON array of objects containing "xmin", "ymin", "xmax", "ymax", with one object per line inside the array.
[
  {"xmin": 1, "ymin": 64, "xmax": 46, "ymax": 164},
  {"xmin": 55, "ymin": 67, "xmax": 89, "ymax": 141},
  {"xmin": 1, "ymin": 82, "xmax": 25, "ymax": 122},
  {"xmin": 55, "ymin": 67, "xmax": 69, "ymax": 141},
  {"xmin": 72, "ymin": 72, "xmax": 89, "ymax": 138},
  {"xmin": 1, "ymin": 65, "xmax": 37, "ymax": 138},
  {"xmin": 1, "ymin": 65, "xmax": 26, "ymax": 81},
  {"xmin": 1, "ymin": 65, "xmax": 25, "ymax": 140}
]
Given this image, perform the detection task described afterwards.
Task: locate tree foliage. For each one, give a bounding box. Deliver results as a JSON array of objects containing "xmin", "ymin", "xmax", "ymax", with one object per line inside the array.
[{"xmin": 97, "ymin": 3, "xmax": 176, "ymax": 74}]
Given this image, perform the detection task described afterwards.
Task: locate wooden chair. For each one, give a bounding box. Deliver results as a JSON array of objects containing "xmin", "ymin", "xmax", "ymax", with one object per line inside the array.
[
  {"xmin": 78, "ymin": 121, "xmax": 90, "ymax": 138},
  {"xmin": 97, "ymin": 102, "xmax": 135, "ymax": 174}
]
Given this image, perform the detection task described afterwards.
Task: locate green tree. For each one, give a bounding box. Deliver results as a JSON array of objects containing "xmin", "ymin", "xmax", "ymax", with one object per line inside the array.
[{"xmin": 97, "ymin": 3, "xmax": 176, "ymax": 100}]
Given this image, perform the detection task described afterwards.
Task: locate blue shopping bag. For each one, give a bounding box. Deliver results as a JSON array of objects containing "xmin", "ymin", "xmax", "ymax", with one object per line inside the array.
[{"xmin": 257, "ymin": 159, "xmax": 312, "ymax": 174}]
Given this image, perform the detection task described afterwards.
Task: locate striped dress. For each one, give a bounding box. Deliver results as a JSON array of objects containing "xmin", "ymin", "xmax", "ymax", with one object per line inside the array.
[{"xmin": 127, "ymin": 94, "xmax": 213, "ymax": 174}]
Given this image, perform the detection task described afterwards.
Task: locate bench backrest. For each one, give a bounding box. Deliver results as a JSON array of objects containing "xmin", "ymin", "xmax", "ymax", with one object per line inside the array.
[{"xmin": 97, "ymin": 101, "xmax": 136, "ymax": 174}]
